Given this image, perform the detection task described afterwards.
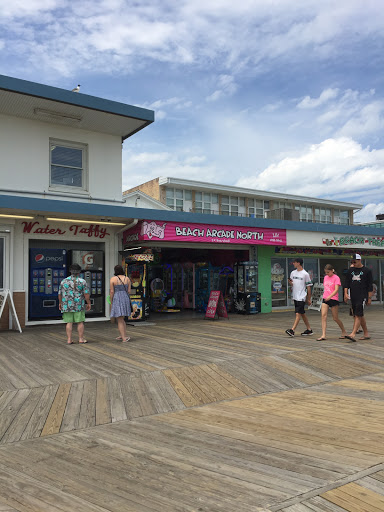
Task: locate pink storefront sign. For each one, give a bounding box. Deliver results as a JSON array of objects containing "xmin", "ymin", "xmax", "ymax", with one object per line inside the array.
[{"xmin": 123, "ymin": 220, "xmax": 286, "ymax": 245}]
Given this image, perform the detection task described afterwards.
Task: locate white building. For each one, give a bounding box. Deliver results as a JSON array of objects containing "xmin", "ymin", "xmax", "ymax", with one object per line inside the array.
[{"xmin": 0, "ymin": 74, "xmax": 159, "ymax": 329}]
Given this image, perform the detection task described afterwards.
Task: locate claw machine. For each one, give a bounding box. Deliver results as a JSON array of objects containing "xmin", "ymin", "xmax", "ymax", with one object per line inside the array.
[
  {"xmin": 125, "ymin": 254, "xmax": 151, "ymax": 321},
  {"xmin": 234, "ymin": 262, "xmax": 260, "ymax": 314}
]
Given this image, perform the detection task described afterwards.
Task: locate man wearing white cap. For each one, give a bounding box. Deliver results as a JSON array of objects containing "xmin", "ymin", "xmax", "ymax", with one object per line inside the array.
[{"xmin": 343, "ymin": 254, "xmax": 373, "ymax": 342}]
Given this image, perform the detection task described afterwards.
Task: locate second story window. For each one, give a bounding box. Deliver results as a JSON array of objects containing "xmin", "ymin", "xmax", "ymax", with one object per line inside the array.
[
  {"xmin": 195, "ymin": 192, "xmax": 218, "ymax": 214},
  {"xmin": 295, "ymin": 204, "xmax": 313, "ymax": 222},
  {"xmin": 248, "ymin": 199, "xmax": 268, "ymax": 218},
  {"xmin": 50, "ymin": 139, "xmax": 87, "ymax": 192},
  {"xmin": 166, "ymin": 188, "xmax": 192, "ymax": 211},
  {"xmin": 314, "ymin": 207, "xmax": 331, "ymax": 223},
  {"xmin": 334, "ymin": 209, "xmax": 350, "ymax": 225},
  {"xmin": 221, "ymin": 196, "xmax": 243, "ymax": 216}
]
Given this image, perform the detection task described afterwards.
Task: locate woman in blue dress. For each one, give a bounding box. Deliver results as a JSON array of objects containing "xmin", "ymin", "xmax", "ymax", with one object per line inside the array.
[{"xmin": 109, "ymin": 265, "xmax": 132, "ymax": 342}]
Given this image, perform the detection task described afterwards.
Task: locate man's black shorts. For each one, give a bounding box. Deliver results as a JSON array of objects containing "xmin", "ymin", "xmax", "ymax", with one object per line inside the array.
[
  {"xmin": 294, "ymin": 300, "xmax": 306, "ymax": 314},
  {"xmin": 351, "ymin": 299, "xmax": 365, "ymax": 317}
]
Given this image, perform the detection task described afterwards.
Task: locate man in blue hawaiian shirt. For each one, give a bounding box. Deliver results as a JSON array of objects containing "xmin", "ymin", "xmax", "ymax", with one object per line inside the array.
[{"xmin": 58, "ymin": 263, "xmax": 91, "ymax": 344}]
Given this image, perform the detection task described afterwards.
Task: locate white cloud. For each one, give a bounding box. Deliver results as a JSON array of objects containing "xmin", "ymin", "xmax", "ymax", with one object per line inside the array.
[
  {"xmin": 355, "ymin": 203, "xmax": 384, "ymax": 223},
  {"xmin": 297, "ymin": 88, "xmax": 339, "ymax": 109},
  {"xmin": 137, "ymin": 97, "xmax": 192, "ymax": 121},
  {"xmin": 122, "ymin": 149, "xmax": 217, "ymax": 190},
  {"xmin": 0, "ymin": 0, "xmax": 59, "ymax": 18},
  {"xmin": 235, "ymin": 137, "xmax": 384, "ymax": 204},
  {"xmin": 338, "ymin": 100, "xmax": 384, "ymax": 139},
  {"xmin": 2, "ymin": 1, "xmax": 384, "ymax": 79},
  {"xmin": 206, "ymin": 75, "xmax": 238, "ymax": 102}
]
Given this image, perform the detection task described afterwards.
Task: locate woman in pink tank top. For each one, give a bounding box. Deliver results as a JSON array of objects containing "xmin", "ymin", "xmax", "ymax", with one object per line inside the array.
[{"xmin": 317, "ymin": 264, "xmax": 347, "ymax": 341}]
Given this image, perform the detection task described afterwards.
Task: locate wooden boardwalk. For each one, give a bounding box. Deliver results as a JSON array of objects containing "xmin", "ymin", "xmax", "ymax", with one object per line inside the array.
[{"xmin": 0, "ymin": 306, "xmax": 383, "ymax": 511}]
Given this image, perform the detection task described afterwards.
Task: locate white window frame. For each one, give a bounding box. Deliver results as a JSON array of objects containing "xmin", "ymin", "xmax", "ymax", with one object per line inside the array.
[
  {"xmin": 295, "ymin": 204, "xmax": 313, "ymax": 222},
  {"xmin": 49, "ymin": 138, "xmax": 88, "ymax": 194},
  {"xmin": 334, "ymin": 209, "xmax": 350, "ymax": 225},
  {"xmin": 166, "ymin": 188, "xmax": 186, "ymax": 211},
  {"xmin": 248, "ymin": 199, "xmax": 268, "ymax": 218},
  {"xmin": 195, "ymin": 192, "xmax": 218, "ymax": 214}
]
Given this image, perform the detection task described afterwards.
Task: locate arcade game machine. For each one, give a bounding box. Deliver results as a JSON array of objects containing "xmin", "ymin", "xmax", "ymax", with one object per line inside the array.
[
  {"xmin": 125, "ymin": 257, "xmax": 149, "ymax": 321},
  {"xmin": 29, "ymin": 248, "xmax": 67, "ymax": 320},
  {"xmin": 195, "ymin": 264, "xmax": 210, "ymax": 312},
  {"xmin": 234, "ymin": 262, "xmax": 260, "ymax": 314},
  {"xmin": 70, "ymin": 250, "xmax": 104, "ymax": 317}
]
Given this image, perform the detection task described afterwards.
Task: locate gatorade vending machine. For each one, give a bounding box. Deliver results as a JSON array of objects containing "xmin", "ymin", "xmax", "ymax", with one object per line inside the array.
[
  {"xmin": 70, "ymin": 250, "xmax": 104, "ymax": 316},
  {"xmin": 29, "ymin": 248, "xmax": 67, "ymax": 319}
]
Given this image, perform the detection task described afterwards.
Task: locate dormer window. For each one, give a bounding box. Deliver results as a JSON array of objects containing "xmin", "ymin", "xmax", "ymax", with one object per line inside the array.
[{"xmin": 49, "ymin": 139, "xmax": 88, "ymax": 193}]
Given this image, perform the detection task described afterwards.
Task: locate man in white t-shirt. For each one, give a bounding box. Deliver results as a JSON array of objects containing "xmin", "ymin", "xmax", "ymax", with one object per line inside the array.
[{"xmin": 285, "ymin": 258, "xmax": 313, "ymax": 337}]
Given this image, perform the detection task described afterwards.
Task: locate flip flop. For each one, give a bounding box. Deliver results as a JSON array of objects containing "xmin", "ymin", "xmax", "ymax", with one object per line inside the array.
[
  {"xmin": 359, "ymin": 336, "xmax": 371, "ymax": 340},
  {"xmin": 115, "ymin": 336, "xmax": 123, "ymax": 340},
  {"xmin": 79, "ymin": 340, "xmax": 88, "ymax": 344},
  {"xmin": 339, "ymin": 336, "xmax": 346, "ymax": 339},
  {"xmin": 67, "ymin": 341, "xmax": 74, "ymax": 345},
  {"xmin": 122, "ymin": 337, "xmax": 131, "ymax": 343},
  {"xmin": 345, "ymin": 335, "xmax": 356, "ymax": 342},
  {"xmin": 316, "ymin": 337, "xmax": 326, "ymax": 341}
]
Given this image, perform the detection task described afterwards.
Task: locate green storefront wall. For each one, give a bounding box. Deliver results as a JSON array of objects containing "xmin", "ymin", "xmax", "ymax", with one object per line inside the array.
[{"xmin": 258, "ymin": 245, "xmax": 275, "ymax": 313}]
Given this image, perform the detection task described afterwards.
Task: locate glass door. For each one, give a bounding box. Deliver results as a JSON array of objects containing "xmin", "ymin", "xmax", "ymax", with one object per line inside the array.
[
  {"xmin": 271, "ymin": 258, "xmax": 287, "ymax": 307},
  {"xmin": 365, "ymin": 260, "xmax": 380, "ymax": 302}
]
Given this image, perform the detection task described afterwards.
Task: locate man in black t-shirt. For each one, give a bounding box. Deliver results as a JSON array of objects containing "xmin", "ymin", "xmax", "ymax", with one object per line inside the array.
[{"xmin": 344, "ymin": 253, "xmax": 373, "ymax": 342}]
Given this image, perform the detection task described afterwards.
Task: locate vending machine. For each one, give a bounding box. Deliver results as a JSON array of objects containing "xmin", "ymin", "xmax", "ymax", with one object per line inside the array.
[
  {"xmin": 125, "ymin": 258, "xmax": 149, "ymax": 321},
  {"xmin": 70, "ymin": 250, "xmax": 104, "ymax": 316},
  {"xmin": 29, "ymin": 248, "xmax": 67, "ymax": 319},
  {"xmin": 234, "ymin": 262, "xmax": 260, "ymax": 314}
]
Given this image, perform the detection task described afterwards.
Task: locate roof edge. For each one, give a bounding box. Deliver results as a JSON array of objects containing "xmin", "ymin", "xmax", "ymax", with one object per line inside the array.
[
  {"xmin": 158, "ymin": 177, "xmax": 363, "ymax": 209},
  {"xmin": 0, "ymin": 74, "xmax": 155, "ymax": 123}
]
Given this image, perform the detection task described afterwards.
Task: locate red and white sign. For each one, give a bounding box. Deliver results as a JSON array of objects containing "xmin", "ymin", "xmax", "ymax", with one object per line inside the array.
[
  {"xmin": 124, "ymin": 220, "xmax": 286, "ymax": 246},
  {"xmin": 205, "ymin": 291, "xmax": 228, "ymax": 320},
  {"xmin": 22, "ymin": 221, "xmax": 110, "ymax": 239}
]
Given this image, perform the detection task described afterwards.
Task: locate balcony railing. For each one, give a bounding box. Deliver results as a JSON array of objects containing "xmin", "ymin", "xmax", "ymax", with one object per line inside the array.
[{"xmin": 186, "ymin": 207, "xmax": 350, "ymax": 225}]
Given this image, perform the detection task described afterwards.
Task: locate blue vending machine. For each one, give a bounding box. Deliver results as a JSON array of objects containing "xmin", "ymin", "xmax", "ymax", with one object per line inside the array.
[{"xmin": 29, "ymin": 248, "xmax": 67, "ymax": 319}]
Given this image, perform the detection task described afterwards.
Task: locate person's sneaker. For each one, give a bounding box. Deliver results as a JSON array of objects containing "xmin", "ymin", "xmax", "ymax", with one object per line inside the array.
[
  {"xmin": 285, "ymin": 329, "xmax": 295, "ymax": 337},
  {"xmin": 301, "ymin": 329, "xmax": 313, "ymax": 336}
]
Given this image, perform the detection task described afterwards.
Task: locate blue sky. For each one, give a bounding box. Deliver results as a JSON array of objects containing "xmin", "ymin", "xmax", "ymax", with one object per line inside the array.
[{"xmin": 1, "ymin": 0, "xmax": 383, "ymax": 221}]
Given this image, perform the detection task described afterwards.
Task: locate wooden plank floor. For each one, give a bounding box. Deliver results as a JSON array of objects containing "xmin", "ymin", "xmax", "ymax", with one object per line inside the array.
[{"xmin": 0, "ymin": 307, "xmax": 383, "ymax": 510}]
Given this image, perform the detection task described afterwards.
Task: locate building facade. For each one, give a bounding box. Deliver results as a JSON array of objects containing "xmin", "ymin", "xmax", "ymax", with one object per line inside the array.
[
  {"xmin": 124, "ymin": 177, "xmax": 359, "ymax": 225},
  {"xmin": 0, "ymin": 74, "xmax": 155, "ymax": 329},
  {"xmin": 1, "ymin": 75, "xmax": 383, "ymax": 331}
]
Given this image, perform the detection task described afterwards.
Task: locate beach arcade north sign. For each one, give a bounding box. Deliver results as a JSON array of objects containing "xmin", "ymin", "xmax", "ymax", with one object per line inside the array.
[{"xmin": 123, "ymin": 220, "xmax": 286, "ymax": 246}]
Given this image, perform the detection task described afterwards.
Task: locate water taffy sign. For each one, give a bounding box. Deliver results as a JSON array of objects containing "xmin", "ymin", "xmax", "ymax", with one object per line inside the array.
[{"xmin": 123, "ymin": 220, "xmax": 286, "ymax": 245}]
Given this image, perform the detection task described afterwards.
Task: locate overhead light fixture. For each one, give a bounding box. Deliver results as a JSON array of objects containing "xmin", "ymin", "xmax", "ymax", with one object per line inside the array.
[
  {"xmin": 46, "ymin": 217, "xmax": 126, "ymax": 226},
  {"xmin": 0, "ymin": 214, "xmax": 34, "ymax": 219},
  {"xmin": 124, "ymin": 247, "xmax": 142, "ymax": 251},
  {"xmin": 34, "ymin": 108, "xmax": 82, "ymax": 123}
]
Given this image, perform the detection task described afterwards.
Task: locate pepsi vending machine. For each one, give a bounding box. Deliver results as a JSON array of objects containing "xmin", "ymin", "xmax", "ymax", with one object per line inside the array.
[
  {"xmin": 29, "ymin": 249, "xmax": 67, "ymax": 319},
  {"xmin": 70, "ymin": 250, "xmax": 104, "ymax": 316}
]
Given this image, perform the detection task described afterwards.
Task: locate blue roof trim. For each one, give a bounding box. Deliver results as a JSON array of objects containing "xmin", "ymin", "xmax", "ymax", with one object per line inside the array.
[
  {"xmin": 0, "ymin": 74, "xmax": 154, "ymax": 123},
  {"xmin": 0, "ymin": 194, "xmax": 383, "ymax": 236}
]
